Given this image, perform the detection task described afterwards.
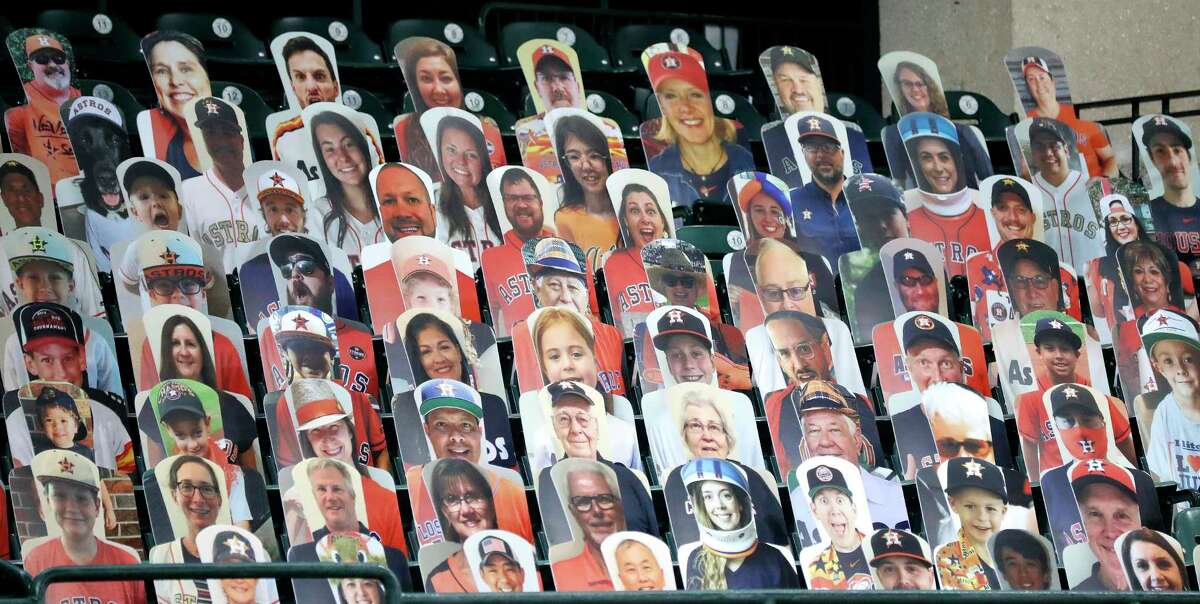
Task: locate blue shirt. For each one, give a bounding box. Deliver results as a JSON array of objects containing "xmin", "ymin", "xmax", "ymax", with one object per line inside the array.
[
  {"xmin": 789, "ymin": 180, "xmax": 861, "ymax": 271},
  {"xmin": 647, "ymin": 141, "xmax": 756, "ymax": 207}
]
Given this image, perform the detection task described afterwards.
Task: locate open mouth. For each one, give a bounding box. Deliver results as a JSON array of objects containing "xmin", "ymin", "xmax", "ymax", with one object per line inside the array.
[
  {"xmin": 170, "ymin": 91, "xmax": 195, "ymax": 105},
  {"xmin": 446, "ymin": 444, "xmax": 472, "ymax": 458},
  {"xmin": 306, "ymin": 92, "xmax": 324, "ymax": 105},
  {"xmin": 390, "ymin": 219, "xmax": 423, "ymax": 235},
  {"xmin": 679, "ymin": 118, "xmax": 704, "ymax": 129},
  {"xmin": 796, "ymin": 368, "xmax": 818, "ymax": 381},
  {"xmin": 791, "ymin": 92, "xmax": 811, "ymax": 104},
  {"xmin": 152, "ymin": 209, "xmax": 170, "ymax": 227}
]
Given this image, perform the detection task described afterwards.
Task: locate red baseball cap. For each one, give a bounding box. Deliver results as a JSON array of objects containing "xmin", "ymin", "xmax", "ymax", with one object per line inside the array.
[{"xmin": 647, "ymin": 50, "xmax": 708, "ymax": 95}]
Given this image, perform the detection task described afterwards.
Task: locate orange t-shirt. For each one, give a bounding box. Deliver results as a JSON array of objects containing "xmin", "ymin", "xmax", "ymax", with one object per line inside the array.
[
  {"xmin": 407, "ymin": 464, "xmax": 533, "ymax": 547},
  {"xmin": 551, "ymin": 546, "xmax": 613, "ymax": 592},
  {"xmin": 25, "ymin": 538, "xmax": 145, "ymax": 603},
  {"xmin": 5, "ymin": 82, "xmax": 81, "ymax": 186},
  {"xmin": 139, "ymin": 331, "xmax": 252, "ymax": 400}
]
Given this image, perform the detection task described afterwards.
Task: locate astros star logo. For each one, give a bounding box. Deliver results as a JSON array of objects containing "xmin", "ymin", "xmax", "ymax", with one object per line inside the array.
[
  {"xmin": 224, "ymin": 537, "xmax": 250, "ymax": 558},
  {"xmin": 38, "ymin": 36, "xmax": 51, "ymax": 47},
  {"xmin": 903, "ymin": 251, "xmax": 914, "ymax": 260},
  {"xmin": 204, "ymin": 99, "xmax": 221, "ymax": 115},
  {"xmin": 160, "ymin": 247, "xmax": 179, "ymax": 264},
  {"xmin": 291, "ymin": 313, "xmax": 309, "ymax": 330},
  {"xmin": 269, "ymin": 172, "xmax": 286, "ymax": 187},
  {"xmin": 1050, "ymin": 320, "xmax": 1063, "ymax": 330},
  {"xmin": 1062, "ymin": 386, "xmax": 1077, "ymax": 399},
  {"xmin": 1154, "ymin": 116, "xmax": 1169, "ymax": 126},
  {"xmin": 857, "ymin": 178, "xmax": 872, "ymax": 192},
  {"xmin": 1002, "ymin": 178, "xmax": 1015, "ymax": 186},
  {"xmin": 58, "ymin": 456, "xmax": 74, "ymax": 474},
  {"xmin": 963, "ymin": 459, "xmax": 983, "ymax": 478},
  {"xmin": 807, "ymin": 117, "xmax": 821, "ymax": 130},
  {"xmin": 802, "ymin": 210, "xmax": 812, "ymax": 220},
  {"xmin": 1015, "ymin": 242, "xmax": 1029, "ymax": 251},
  {"xmin": 884, "ymin": 530, "xmax": 902, "ymax": 547},
  {"xmin": 417, "ymin": 255, "xmax": 430, "ymax": 265},
  {"xmin": 438, "ymin": 382, "xmax": 456, "ymax": 397},
  {"xmin": 541, "ymin": 45, "xmax": 554, "ymax": 55},
  {"xmin": 1157, "ymin": 314, "xmax": 1171, "ymax": 326},
  {"xmin": 29, "ymin": 236, "xmax": 47, "ymax": 254},
  {"xmin": 662, "ymin": 55, "xmax": 680, "ymax": 70},
  {"xmin": 781, "ymin": 46, "xmax": 794, "ymax": 56}
]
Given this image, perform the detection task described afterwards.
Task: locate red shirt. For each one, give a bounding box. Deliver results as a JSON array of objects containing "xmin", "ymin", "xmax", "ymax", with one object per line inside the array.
[
  {"xmin": 481, "ymin": 229, "xmax": 551, "ymax": 337},
  {"xmin": 1016, "ymin": 388, "xmax": 1131, "ymax": 470},
  {"xmin": 907, "ymin": 204, "xmax": 990, "ymax": 278},
  {"xmin": 25, "ymin": 538, "xmax": 145, "ymax": 604},
  {"xmin": 139, "ymin": 331, "xmax": 252, "ymax": 400},
  {"xmin": 273, "ymin": 390, "xmax": 388, "ymax": 469}
]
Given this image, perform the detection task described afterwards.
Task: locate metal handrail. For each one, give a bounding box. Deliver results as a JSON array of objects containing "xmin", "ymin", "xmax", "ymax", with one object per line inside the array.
[
  {"xmin": 391, "ymin": 589, "xmax": 1196, "ymax": 602},
  {"xmin": 33, "ymin": 562, "xmax": 402, "ymax": 604}
]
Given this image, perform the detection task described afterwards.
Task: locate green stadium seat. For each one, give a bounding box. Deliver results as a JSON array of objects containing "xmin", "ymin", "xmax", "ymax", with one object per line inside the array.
[
  {"xmin": 156, "ymin": 13, "xmax": 270, "ymax": 64},
  {"xmin": 1174, "ymin": 506, "xmax": 1200, "ymax": 564},
  {"xmin": 402, "ymin": 88, "xmax": 516, "ymax": 133},
  {"xmin": 35, "ymin": 10, "xmax": 142, "ymax": 66},
  {"xmin": 341, "ymin": 86, "xmax": 397, "ymax": 140},
  {"xmin": 270, "ymin": 17, "xmax": 386, "ymax": 68},
  {"xmin": 609, "ymin": 24, "xmax": 733, "ymax": 74},
  {"xmin": 211, "ymin": 80, "xmax": 273, "ymax": 139},
  {"xmin": 77, "ymin": 79, "xmax": 147, "ymax": 138},
  {"xmin": 676, "ymin": 224, "xmax": 744, "ymax": 258},
  {"xmin": 521, "ymin": 90, "xmax": 640, "ymax": 139},
  {"xmin": 387, "ymin": 19, "xmax": 498, "ymax": 70},
  {"xmin": 827, "ymin": 92, "xmax": 888, "ymax": 142},
  {"xmin": 946, "ymin": 90, "xmax": 1014, "ymax": 141},
  {"xmin": 498, "ymin": 22, "xmax": 611, "ymax": 72}
]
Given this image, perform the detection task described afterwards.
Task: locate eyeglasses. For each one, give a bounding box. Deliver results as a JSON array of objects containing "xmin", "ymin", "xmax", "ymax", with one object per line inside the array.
[
  {"xmin": 427, "ymin": 420, "xmax": 478, "ymax": 435},
  {"xmin": 148, "ymin": 277, "xmax": 204, "ymax": 297},
  {"xmin": 760, "ymin": 285, "xmax": 809, "ymax": 302},
  {"xmin": 563, "ymin": 151, "xmax": 606, "ymax": 166},
  {"xmin": 781, "ymin": 340, "xmax": 818, "ymax": 360},
  {"xmin": 898, "ymin": 274, "xmax": 935, "ymax": 287},
  {"xmin": 1010, "ymin": 274, "xmax": 1054, "ymax": 290},
  {"xmin": 661, "ymin": 274, "xmax": 697, "ymax": 288},
  {"xmin": 569, "ymin": 493, "xmax": 617, "ymax": 512},
  {"xmin": 935, "ymin": 438, "xmax": 992, "ymax": 458},
  {"xmin": 553, "ymin": 411, "xmax": 592, "ymax": 431},
  {"xmin": 801, "ymin": 141, "xmax": 840, "ymax": 156},
  {"xmin": 502, "ymin": 193, "xmax": 540, "ymax": 204},
  {"xmin": 684, "ymin": 420, "xmax": 726, "ymax": 436},
  {"xmin": 1106, "ymin": 215, "xmax": 1134, "ymax": 227},
  {"xmin": 899, "ymin": 79, "xmax": 927, "ymax": 91},
  {"xmin": 174, "ymin": 481, "xmax": 220, "ymax": 499},
  {"xmin": 278, "ymin": 257, "xmax": 321, "ymax": 279},
  {"xmin": 439, "ymin": 492, "xmax": 486, "ymax": 511},
  {"xmin": 32, "ymin": 53, "xmax": 67, "ymax": 66}
]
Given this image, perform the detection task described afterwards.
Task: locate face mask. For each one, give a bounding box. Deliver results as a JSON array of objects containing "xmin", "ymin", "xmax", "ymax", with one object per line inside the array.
[{"xmin": 1059, "ymin": 425, "xmax": 1108, "ymax": 460}]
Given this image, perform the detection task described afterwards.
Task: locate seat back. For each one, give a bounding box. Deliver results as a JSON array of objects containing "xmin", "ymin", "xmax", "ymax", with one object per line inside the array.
[
  {"xmin": 387, "ymin": 19, "xmax": 498, "ymax": 70},
  {"xmin": 826, "ymin": 92, "xmax": 887, "ymax": 142},
  {"xmin": 271, "ymin": 17, "xmax": 386, "ymax": 67},
  {"xmin": 36, "ymin": 10, "xmax": 142, "ymax": 65},
  {"xmin": 498, "ymin": 22, "xmax": 611, "ymax": 71},
  {"xmin": 156, "ymin": 13, "xmax": 270, "ymax": 64},
  {"xmin": 609, "ymin": 24, "xmax": 730, "ymax": 73},
  {"xmin": 946, "ymin": 90, "xmax": 1014, "ymax": 141}
]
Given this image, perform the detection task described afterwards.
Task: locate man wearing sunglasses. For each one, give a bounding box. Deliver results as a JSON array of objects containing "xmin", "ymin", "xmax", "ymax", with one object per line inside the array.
[
  {"xmin": 891, "ymin": 247, "xmax": 941, "ymax": 313},
  {"xmin": 1016, "ymin": 317, "xmax": 1134, "ymax": 478},
  {"xmin": 790, "ymin": 114, "xmax": 860, "ymax": 271},
  {"xmin": 5, "ymin": 32, "xmax": 81, "ymax": 187}
]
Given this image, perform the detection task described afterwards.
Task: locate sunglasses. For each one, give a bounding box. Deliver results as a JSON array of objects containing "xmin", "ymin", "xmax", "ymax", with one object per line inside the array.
[
  {"xmin": 31, "ymin": 53, "xmax": 67, "ymax": 66},
  {"xmin": 661, "ymin": 274, "xmax": 697, "ymax": 288},
  {"xmin": 278, "ymin": 258, "xmax": 321, "ymax": 279},
  {"xmin": 898, "ymin": 274, "xmax": 935, "ymax": 287},
  {"xmin": 1010, "ymin": 274, "xmax": 1053, "ymax": 290},
  {"xmin": 935, "ymin": 437, "xmax": 992, "ymax": 458}
]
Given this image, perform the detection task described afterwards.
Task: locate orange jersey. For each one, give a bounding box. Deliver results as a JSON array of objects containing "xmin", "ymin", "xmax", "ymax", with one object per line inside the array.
[
  {"xmin": 363, "ymin": 476, "xmax": 409, "ymax": 556},
  {"xmin": 604, "ymin": 248, "xmax": 655, "ymax": 335},
  {"xmin": 259, "ymin": 319, "xmax": 380, "ymax": 397},
  {"xmin": 481, "ymin": 230, "xmax": 549, "ymax": 338},
  {"xmin": 139, "ymin": 331, "xmax": 252, "ymax": 400},
  {"xmin": 1016, "ymin": 389, "xmax": 1131, "ymax": 470},
  {"xmin": 907, "ymin": 203, "xmax": 990, "ymax": 277},
  {"xmin": 25, "ymin": 538, "xmax": 145, "ymax": 604},
  {"xmin": 512, "ymin": 316, "xmax": 626, "ymax": 396},
  {"xmin": 5, "ymin": 82, "xmax": 81, "ymax": 186},
  {"xmin": 1030, "ymin": 105, "xmax": 1108, "ymax": 179},
  {"xmin": 273, "ymin": 390, "xmax": 387, "ymax": 469}
]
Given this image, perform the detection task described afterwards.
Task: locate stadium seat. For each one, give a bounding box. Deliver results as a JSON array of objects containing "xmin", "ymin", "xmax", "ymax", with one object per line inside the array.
[
  {"xmin": 1174, "ymin": 506, "xmax": 1200, "ymax": 564},
  {"xmin": 676, "ymin": 224, "xmax": 744, "ymax": 258},
  {"xmin": 946, "ymin": 90, "xmax": 1014, "ymax": 141},
  {"xmin": 341, "ymin": 86, "xmax": 398, "ymax": 140},
  {"xmin": 609, "ymin": 24, "xmax": 733, "ymax": 74},
  {"xmin": 270, "ymin": 17, "xmax": 386, "ymax": 68},
  {"xmin": 156, "ymin": 13, "xmax": 271, "ymax": 64},
  {"xmin": 827, "ymin": 92, "xmax": 888, "ymax": 142},
  {"xmin": 211, "ymin": 80, "xmax": 273, "ymax": 139},
  {"xmin": 402, "ymin": 88, "xmax": 516, "ymax": 133},
  {"xmin": 387, "ymin": 19, "xmax": 499, "ymax": 70},
  {"xmin": 520, "ymin": 90, "xmax": 640, "ymax": 139},
  {"xmin": 77, "ymin": 79, "xmax": 147, "ymax": 137},
  {"xmin": 498, "ymin": 22, "xmax": 611, "ymax": 72},
  {"xmin": 35, "ymin": 10, "xmax": 142, "ymax": 66}
]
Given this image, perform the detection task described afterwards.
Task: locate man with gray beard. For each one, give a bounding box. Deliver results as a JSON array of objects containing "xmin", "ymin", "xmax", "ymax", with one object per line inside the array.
[{"xmin": 787, "ymin": 114, "xmax": 859, "ymax": 271}]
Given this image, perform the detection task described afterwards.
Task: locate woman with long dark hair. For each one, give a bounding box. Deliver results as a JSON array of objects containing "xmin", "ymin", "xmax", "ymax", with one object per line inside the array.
[
  {"xmin": 159, "ymin": 315, "xmax": 218, "ymax": 387},
  {"xmin": 395, "ymin": 37, "xmax": 464, "ymax": 180},
  {"xmin": 433, "ymin": 114, "xmax": 502, "ymax": 266},
  {"xmin": 1120, "ymin": 528, "xmax": 1186, "ymax": 592},
  {"xmin": 552, "ymin": 114, "xmax": 620, "ymax": 255},
  {"xmin": 310, "ymin": 109, "xmax": 383, "ymax": 262}
]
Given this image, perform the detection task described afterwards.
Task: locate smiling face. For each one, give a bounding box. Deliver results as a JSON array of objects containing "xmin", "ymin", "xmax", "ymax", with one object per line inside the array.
[
  {"xmin": 41, "ymin": 405, "xmax": 78, "ymax": 449},
  {"xmin": 1148, "ymin": 133, "xmax": 1193, "ymax": 193},
  {"xmin": 810, "ymin": 486, "xmax": 858, "ymax": 550},
  {"xmin": 500, "ymin": 177, "xmax": 545, "ymax": 241},
  {"xmin": 699, "ymin": 480, "xmax": 742, "ymax": 531},
  {"xmin": 615, "ymin": 541, "xmax": 665, "ymax": 591},
  {"xmin": 657, "ymin": 78, "xmax": 715, "ymax": 146},
  {"xmin": 535, "ymin": 61, "xmax": 579, "ymax": 110},
  {"xmin": 376, "ymin": 166, "xmax": 436, "ymax": 240},
  {"xmin": 897, "ymin": 267, "xmax": 939, "ymax": 312},
  {"xmin": 1132, "ymin": 257, "xmax": 1169, "ymax": 311},
  {"xmin": 1, "ymin": 172, "xmax": 45, "ymax": 228},
  {"xmin": 339, "ymin": 578, "xmax": 384, "ymax": 604},
  {"xmin": 538, "ymin": 321, "xmax": 598, "ymax": 385},
  {"xmin": 221, "ymin": 576, "xmax": 259, "ymax": 604},
  {"xmin": 149, "ymin": 40, "xmax": 211, "ymax": 119},
  {"xmin": 622, "ymin": 191, "xmax": 666, "ymax": 249},
  {"xmin": 747, "ymin": 192, "xmax": 787, "ymax": 240},
  {"xmin": 1106, "ymin": 207, "xmax": 1137, "ymax": 244},
  {"xmin": 875, "ymin": 557, "xmax": 935, "ymax": 590},
  {"xmin": 773, "ymin": 62, "xmax": 823, "ymax": 114},
  {"xmin": 568, "ymin": 470, "xmax": 623, "ymax": 547},
  {"xmin": 534, "ymin": 271, "xmax": 589, "ymax": 313},
  {"xmin": 317, "ymin": 122, "xmax": 368, "ymax": 187},
  {"xmin": 128, "ymin": 176, "xmax": 182, "ymax": 231},
  {"xmin": 439, "ymin": 126, "xmax": 484, "ymax": 191},
  {"xmin": 755, "ymin": 249, "xmax": 815, "ymax": 315},
  {"xmin": 930, "ymin": 411, "xmax": 993, "ymax": 462},
  {"xmin": 904, "ymin": 340, "xmax": 962, "ymax": 391},
  {"xmin": 1030, "ymin": 134, "xmax": 1070, "ymax": 181},
  {"xmin": 657, "ymin": 270, "xmax": 702, "ymax": 308},
  {"xmin": 414, "ymin": 55, "xmax": 462, "ymax": 109},
  {"xmin": 305, "ymin": 420, "xmax": 355, "ymax": 465},
  {"xmin": 801, "ymin": 138, "xmax": 844, "ymax": 186},
  {"xmin": 415, "ymin": 325, "xmax": 464, "ymax": 381},
  {"xmin": 681, "ymin": 400, "xmax": 729, "ymax": 459},
  {"xmin": 914, "ymin": 138, "xmax": 959, "ymax": 194},
  {"xmin": 999, "ymin": 546, "xmax": 1049, "ymax": 590},
  {"xmin": 28, "ymin": 48, "xmax": 71, "ymax": 92},
  {"xmin": 172, "ymin": 460, "xmax": 221, "ymax": 533},
  {"xmin": 801, "ymin": 410, "xmax": 858, "ymax": 464},
  {"xmin": 663, "ymin": 333, "xmax": 714, "ymax": 384},
  {"xmin": 24, "ymin": 341, "xmax": 84, "ymax": 386},
  {"xmin": 562, "ymin": 133, "xmax": 608, "ymax": 196},
  {"xmin": 481, "ymin": 554, "xmax": 525, "ymax": 592},
  {"xmin": 991, "ymin": 193, "xmax": 1035, "ymax": 241},
  {"xmin": 1129, "ymin": 539, "xmax": 1183, "ymax": 591},
  {"xmin": 947, "ymin": 487, "xmax": 1006, "ymax": 548},
  {"xmin": 1150, "ymin": 339, "xmax": 1200, "ymax": 400},
  {"xmin": 171, "ymin": 324, "xmax": 204, "ymax": 380},
  {"xmin": 438, "ymin": 475, "xmax": 494, "ymax": 539},
  {"xmin": 1010, "ymin": 258, "xmax": 1059, "ymax": 314},
  {"xmin": 46, "ymin": 479, "xmax": 99, "ymax": 540},
  {"xmin": 551, "ymin": 397, "xmax": 598, "ymax": 459},
  {"xmin": 423, "ymin": 408, "xmax": 480, "ymax": 461},
  {"xmin": 200, "ymin": 123, "xmax": 246, "ymax": 173},
  {"xmin": 287, "ymin": 49, "xmax": 338, "ymax": 108},
  {"xmin": 1024, "ymin": 68, "xmax": 1056, "ymax": 107},
  {"xmin": 15, "ymin": 260, "xmax": 73, "ymax": 305},
  {"xmin": 896, "ymin": 66, "xmax": 930, "ymax": 112},
  {"xmin": 164, "ymin": 415, "xmax": 212, "ymax": 457},
  {"xmin": 401, "ymin": 274, "xmax": 455, "ymax": 313},
  {"xmin": 1036, "ymin": 337, "xmax": 1081, "ymax": 385},
  {"xmin": 1078, "ymin": 483, "xmax": 1139, "ymax": 584},
  {"xmin": 261, "ymin": 195, "xmax": 305, "ymax": 235},
  {"xmin": 310, "ymin": 464, "xmax": 357, "ymax": 532}
]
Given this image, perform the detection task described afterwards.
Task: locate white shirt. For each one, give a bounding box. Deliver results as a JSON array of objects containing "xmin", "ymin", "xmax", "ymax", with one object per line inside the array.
[
  {"xmin": 0, "ymin": 237, "xmax": 107, "ymax": 319},
  {"xmin": 519, "ymin": 391, "xmax": 641, "ymax": 476},
  {"xmin": 321, "ymin": 203, "xmax": 384, "ymax": 264},
  {"xmin": 747, "ymin": 315, "xmax": 867, "ymax": 398},
  {"xmin": 7, "ymin": 399, "xmax": 131, "ymax": 471},
  {"xmin": 83, "ymin": 208, "xmax": 139, "ymax": 273},
  {"xmin": 1147, "ymin": 393, "xmax": 1200, "ymax": 490},
  {"xmin": 1034, "ymin": 170, "xmax": 1104, "ymax": 274},
  {"xmin": 435, "ymin": 201, "xmax": 501, "ymax": 269},
  {"xmin": 181, "ymin": 168, "xmax": 264, "ymax": 273}
]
